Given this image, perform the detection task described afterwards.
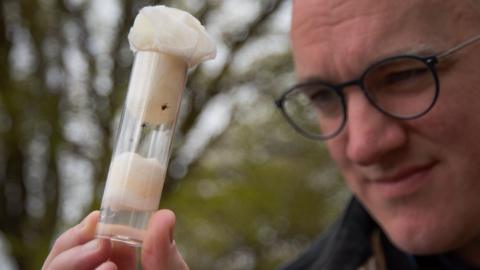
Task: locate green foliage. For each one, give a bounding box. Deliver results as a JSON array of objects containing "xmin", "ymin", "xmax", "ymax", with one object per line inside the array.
[{"xmin": 162, "ymin": 94, "xmax": 348, "ymax": 270}]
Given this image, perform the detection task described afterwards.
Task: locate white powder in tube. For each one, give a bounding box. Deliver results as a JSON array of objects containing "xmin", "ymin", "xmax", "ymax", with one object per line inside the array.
[
  {"xmin": 102, "ymin": 152, "xmax": 166, "ymax": 211},
  {"xmin": 125, "ymin": 52, "xmax": 186, "ymax": 125}
]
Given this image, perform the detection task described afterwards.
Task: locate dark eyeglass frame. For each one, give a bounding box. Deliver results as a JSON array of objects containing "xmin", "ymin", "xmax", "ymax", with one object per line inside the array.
[{"xmin": 275, "ymin": 33, "xmax": 480, "ymax": 140}]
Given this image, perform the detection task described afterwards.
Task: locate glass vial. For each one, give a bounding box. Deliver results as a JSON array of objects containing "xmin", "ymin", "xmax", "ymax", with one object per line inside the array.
[{"xmin": 96, "ymin": 51, "xmax": 187, "ymax": 247}]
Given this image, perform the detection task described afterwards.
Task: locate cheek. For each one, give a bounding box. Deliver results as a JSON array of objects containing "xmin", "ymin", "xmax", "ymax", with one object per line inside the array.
[
  {"xmin": 422, "ymin": 71, "xmax": 480, "ymax": 144},
  {"xmin": 325, "ymin": 139, "xmax": 346, "ymax": 167},
  {"xmin": 325, "ymin": 138, "xmax": 361, "ymax": 189}
]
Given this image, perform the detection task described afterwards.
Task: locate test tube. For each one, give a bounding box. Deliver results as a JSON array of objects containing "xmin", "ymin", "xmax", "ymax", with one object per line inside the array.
[{"xmin": 96, "ymin": 51, "xmax": 187, "ymax": 247}]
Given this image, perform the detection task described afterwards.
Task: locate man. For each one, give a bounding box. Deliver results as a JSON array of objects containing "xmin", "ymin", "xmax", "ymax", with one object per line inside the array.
[
  {"xmin": 42, "ymin": 0, "xmax": 480, "ymax": 269},
  {"xmin": 277, "ymin": 0, "xmax": 480, "ymax": 268}
]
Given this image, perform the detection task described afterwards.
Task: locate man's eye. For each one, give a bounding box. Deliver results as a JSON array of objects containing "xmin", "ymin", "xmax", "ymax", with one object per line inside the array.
[
  {"xmin": 303, "ymin": 88, "xmax": 342, "ymax": 117},
  {"xmin": 301, "ymin": 86, "xmax": 336, "ymax": 105},
  {"xmin": 310, "ymin": 89, "xmax": 336, "ymax": 104},
  {"xmin": 384, "ymin": 67, "xmax": 429, "ymax": 84}
]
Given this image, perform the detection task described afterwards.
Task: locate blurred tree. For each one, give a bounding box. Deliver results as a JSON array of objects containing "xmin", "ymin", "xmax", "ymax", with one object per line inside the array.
[
  {"xmin": 0, "ymin": 0, "xmax": 347, "ymax": 269},
  {"xmin": 165, "ymin": 89, "xmax": 348, "ymax": 269}
]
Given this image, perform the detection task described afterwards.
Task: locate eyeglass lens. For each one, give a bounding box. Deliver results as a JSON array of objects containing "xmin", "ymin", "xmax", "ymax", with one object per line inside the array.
[{"xmin": 282, "ymin": 57, "xmax": 438, "ymax": 139}]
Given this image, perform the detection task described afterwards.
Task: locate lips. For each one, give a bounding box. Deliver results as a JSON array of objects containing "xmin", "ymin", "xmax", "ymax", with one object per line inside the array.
[{"xmin": 372, "ymin": 163, "xmax": 436, "ymax": 199}]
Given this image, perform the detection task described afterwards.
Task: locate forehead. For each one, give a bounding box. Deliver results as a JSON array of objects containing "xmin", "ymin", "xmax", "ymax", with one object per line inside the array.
[{"xmin": 291, "ymin": 0, "xmax": 480, "ymax": 81}]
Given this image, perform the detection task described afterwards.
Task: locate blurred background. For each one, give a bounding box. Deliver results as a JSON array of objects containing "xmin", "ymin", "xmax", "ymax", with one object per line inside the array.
[{"xmin": 0, "ymin": 0, "xmax": 349, "ymax": 269}]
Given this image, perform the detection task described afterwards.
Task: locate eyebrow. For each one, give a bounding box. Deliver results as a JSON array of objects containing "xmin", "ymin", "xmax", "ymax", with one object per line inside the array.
[
  {"xmin": 368, "ymin": 43, "xmax": 438, "ymax": 64},
  {"xmin": 395, "ymin": 44, "xmax": 437, "ymax": 56},
  {"xmin": 295, "ymin": 44, "xmax": 439, "ymax": 85},
  {"xmin": 295, "ymin": 76, "xmax": 330, "ymax": 86}
]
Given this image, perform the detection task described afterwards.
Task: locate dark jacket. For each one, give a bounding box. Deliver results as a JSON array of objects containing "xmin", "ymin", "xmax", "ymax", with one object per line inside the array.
[{"xmin": 279, "ymin": 198, "xmax": 477, "ymax": 270}]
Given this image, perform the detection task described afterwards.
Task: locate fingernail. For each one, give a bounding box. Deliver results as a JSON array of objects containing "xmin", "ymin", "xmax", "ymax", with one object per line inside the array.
[{"xmin": 82, "ymin": 239, "xmax": 99, "ymax": 251}]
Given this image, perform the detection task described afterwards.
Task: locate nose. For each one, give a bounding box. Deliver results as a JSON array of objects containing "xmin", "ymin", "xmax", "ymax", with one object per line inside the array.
[{"xmin": 344, "ymin": 89, "xmax": 407, "ymax": 166}]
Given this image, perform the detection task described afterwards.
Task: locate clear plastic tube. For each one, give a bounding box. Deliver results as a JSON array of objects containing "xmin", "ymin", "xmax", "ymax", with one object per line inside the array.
[{"xmin": 96, "ymin": 51, "xmax": 187, "ymax": 247}]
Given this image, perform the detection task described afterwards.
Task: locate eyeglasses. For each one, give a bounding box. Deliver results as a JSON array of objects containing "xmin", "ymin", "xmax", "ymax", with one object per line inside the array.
[{"xmin": 275, "ymin": 34, "xmax": 480, "ymax": 140}]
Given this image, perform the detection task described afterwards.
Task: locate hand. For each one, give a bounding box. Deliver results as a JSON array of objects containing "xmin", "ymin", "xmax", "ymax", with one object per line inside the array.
[{"xmin": 42, "ymin": 210, "xmax": 189, "ymax": 270}]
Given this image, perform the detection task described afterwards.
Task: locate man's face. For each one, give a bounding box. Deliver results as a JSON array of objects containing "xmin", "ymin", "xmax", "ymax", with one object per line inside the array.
[{"xmin": 291, "ymin": 0, "xmax": 480, "ymax": 255}]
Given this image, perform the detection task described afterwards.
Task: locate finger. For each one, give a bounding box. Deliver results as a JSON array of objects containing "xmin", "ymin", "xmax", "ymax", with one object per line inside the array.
[
  {"xmin": 142, "ymin": 209, "xmax": 189, "ymax": 270},
  {"xmin": 43, "ymin": 211, "xmax": 100, "ymax": 269},
  {"xmin": 46, "ymin": 238, "xmax": 112, "ymax": 270},
  {"xmin": 109, "ymin": 241, "xmax": 137, "ymax": 270},
  {"xmin": 95, "ymin": 261, "xmax": 118, "ymax": 270}
]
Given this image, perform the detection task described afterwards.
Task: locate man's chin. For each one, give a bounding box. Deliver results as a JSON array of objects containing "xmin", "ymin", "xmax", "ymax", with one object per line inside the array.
[{"xmin": 383, "ymin": 221, "xmax": 457, "ymax": 256}]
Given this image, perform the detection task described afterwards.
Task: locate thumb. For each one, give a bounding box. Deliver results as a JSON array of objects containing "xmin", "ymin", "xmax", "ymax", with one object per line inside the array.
[{"xmin": 142, "ymin": 209, "xmax": 188, "ymax": 270}]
